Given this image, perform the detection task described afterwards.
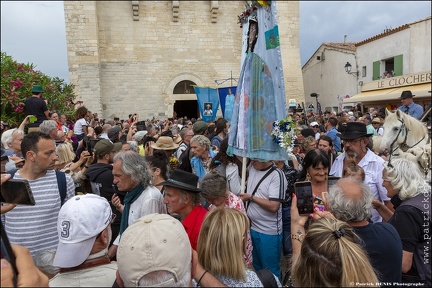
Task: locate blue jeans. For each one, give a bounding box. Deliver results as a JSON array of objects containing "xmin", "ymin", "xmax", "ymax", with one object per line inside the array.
[
  {"xmin": 250, "ymin": 229, "xmax": 282, "ymax": 281},
  {"xmin": 282, "ymin": 206, "xmax": 292, "ymax": 257}
]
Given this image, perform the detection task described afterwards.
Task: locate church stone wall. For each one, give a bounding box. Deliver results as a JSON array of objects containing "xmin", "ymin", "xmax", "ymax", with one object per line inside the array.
[
  {"xmin": 64, "ymin": 1, "xmax": 304, "ymax": 120},
  {"xmin": 278, "ymin": 1, "xmax": 304, "ymax": 105}
]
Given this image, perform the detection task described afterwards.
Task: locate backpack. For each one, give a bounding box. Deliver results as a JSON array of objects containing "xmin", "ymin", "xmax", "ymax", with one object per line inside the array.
[{"xmin": 8, "ymin": 169, "xmax": 67, "ymax": 206}]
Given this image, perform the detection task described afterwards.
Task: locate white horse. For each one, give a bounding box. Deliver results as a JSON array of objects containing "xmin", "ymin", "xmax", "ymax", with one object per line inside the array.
[{"xmin": 380, "ymin": 109, "xmax": 431, "ymax": 177}]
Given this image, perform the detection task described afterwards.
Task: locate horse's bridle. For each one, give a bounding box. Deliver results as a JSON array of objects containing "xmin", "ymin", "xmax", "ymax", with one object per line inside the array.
[{"xmin": 388, "ymin": 117, "xmax": 430, "ymax": 170}]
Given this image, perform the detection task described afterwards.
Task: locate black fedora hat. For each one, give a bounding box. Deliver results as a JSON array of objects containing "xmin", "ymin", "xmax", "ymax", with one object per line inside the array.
[
  {"xmin": 337, "ymin": 122, "xmax": 373, "ymax": 140},
  {"xmin": 157, "ymin": 169, "xmax": 201, "ymax": 193},
  {"xmin": 400, "ymin": 90, "xmax": 414, "ymax": 99}
]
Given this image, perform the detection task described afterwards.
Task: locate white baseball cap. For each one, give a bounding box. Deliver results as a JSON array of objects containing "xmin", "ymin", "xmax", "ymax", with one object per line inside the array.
[
  {"xmin": 117, "ymin": 213, "xmax": 191, "ymax": 287},
  {"xmin": 53, "ymin": 194, "xmax": 112, "ymax": 268},
  {"xmin": 310, "ymin": 121, "xmax": 319, "ymax": 127}
]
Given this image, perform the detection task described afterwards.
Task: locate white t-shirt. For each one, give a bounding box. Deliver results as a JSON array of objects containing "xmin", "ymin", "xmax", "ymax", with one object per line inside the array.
[
  {"xmin": 74, "ymin": 118, "xmax": 87, "ymax": 135},
  {"xmin": 246, "ymin": 165, "xmax": 287, "ymax": 235}
]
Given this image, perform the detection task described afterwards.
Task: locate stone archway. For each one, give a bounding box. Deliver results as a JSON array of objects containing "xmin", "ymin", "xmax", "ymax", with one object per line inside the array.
[{"xmin": 163, "ymin": 73, "xmax": 205, "ymax": 118}]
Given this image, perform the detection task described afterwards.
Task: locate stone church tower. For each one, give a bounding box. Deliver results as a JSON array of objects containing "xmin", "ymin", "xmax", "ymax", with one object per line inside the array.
[{"xmin": 64, "ymin": 1, "xmax": 304, "ymax": 120}]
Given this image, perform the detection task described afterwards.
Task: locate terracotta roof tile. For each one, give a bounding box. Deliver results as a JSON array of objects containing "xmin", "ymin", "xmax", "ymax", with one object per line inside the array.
[{"xmin": 323, "ymin": 42, "xmax": 357, "ymax": 52}]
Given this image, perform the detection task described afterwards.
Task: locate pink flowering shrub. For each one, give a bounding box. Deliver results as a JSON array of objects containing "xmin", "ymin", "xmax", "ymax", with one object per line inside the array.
[{"xmin": 1, "ymin": 52, "xmax": 76, "ymax": 127}]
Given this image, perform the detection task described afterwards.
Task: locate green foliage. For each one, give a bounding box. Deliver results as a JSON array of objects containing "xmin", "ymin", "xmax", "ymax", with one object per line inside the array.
[{"xmin": 1, "ymin": 51, "xmax": 76, "ymax": 127}]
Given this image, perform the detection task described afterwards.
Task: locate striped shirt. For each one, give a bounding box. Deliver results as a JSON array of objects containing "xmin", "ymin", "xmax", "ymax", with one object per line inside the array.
[{"xmin": 4, "ymin": 170, "xmax": 75, "ymax": 257}]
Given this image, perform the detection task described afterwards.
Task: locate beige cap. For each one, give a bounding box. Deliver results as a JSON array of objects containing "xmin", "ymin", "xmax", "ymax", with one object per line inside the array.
[{"xmin": 117, "ymin": 214, "xmax": 191, "ymax": 287}]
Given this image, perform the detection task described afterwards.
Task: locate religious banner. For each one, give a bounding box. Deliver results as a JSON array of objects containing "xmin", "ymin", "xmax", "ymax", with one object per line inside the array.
[
  {"xmin": 217, "ymin": 86, "xmax": 237, "ymax": 122},
  {"xmin": 228, "ymin": 1, "xmax": 288, "ymax": 161},
  {"xmin": 194, "ymin": 87, "xmax": 219, "ymax": 122}
]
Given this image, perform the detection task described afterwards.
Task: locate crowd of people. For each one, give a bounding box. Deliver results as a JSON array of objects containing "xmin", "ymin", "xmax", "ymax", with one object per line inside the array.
[{"xmin": 0, "ymin": 85, "xmax": 430, "ymax": 287}]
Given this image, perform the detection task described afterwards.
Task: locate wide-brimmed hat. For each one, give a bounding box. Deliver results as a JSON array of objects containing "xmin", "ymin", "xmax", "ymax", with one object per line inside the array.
[
  {"xmin": 400, "ymin": 90, "xmax": 414, "ymax": 99},
  {"xmin": 157, "ymin": 169, "xmax": 201, "ymax": 193},
  {"xmin": 151, "ymin": 136, "xmax": 179, "ymax": 150},
  {"xmin": 372, "ymin": 118, "xmax": 382, "ymax": 124},
  {"xmin": 337, "ymin": 122, "xmax": 373, "ymax": 140},
  {"xmin": 31, "ymin": 84, "xmax": 44, "ymax": 93}
]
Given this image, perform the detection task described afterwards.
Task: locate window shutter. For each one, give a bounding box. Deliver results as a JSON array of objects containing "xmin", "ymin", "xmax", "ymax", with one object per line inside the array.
[{"xmin": 372, "ymin": 61, "xmax": 380, "ymax": 80}]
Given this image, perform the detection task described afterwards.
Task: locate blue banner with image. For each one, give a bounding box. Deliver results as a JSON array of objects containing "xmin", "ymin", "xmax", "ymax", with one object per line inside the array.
[
  {"xmin": 194, "ymin": 87, "xmax": 219, "ymax": 122},
  {"xmin": 217, "ymin": 86, "xmax": 237, "ymax": 123}
]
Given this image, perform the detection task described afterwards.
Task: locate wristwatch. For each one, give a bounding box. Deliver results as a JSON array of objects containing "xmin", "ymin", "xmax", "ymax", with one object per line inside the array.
[
  {"xmin": 291, "ymin": 233, "xmax": 304, "ymax": 243},
  {"xmin": 250, "ymin": 195, "xmax": 254, "ymax": 202}
]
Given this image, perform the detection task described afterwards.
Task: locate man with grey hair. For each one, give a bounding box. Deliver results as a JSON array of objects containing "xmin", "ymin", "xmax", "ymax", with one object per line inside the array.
[
  {"xmin": 86, "ymin": 139, "xmax": 123, "ymax": 257},
  {"xmin": 324, "ymin": 177, "xmax": 403, "ymax": 283},
  {"xmin": 55, "ymin": 130, "xmax": 67, "ymax": 144},
  {"xmin": 110, "ymin": 150, "xmax": 166, "ymax": 254},
  {"xmin": 330, "ymin": 122, "xmax": 391, "ymax": 223},
  {"xmin": 1, "ymin": 128, "xmax": 25, "ymax": 171},
  {"xmin": 175, "ymin": 127, "xmax": 194, "ymax": 159},
  {"xmin": 160, "ymin": 169, "xmax": 207, "ymax": 250},
  {"xmin": 39, "ymin": 120, "xmax": 59, "ymax": 140}
]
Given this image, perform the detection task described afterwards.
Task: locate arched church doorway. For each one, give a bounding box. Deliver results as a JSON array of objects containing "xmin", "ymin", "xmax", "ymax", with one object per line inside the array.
[
  {"xmin": 174, "ymin": 100, "xmax": 199, "ymax": 119},
  {"xmin": 173, "ymin": 80, "xmax": 198, "ymax": 119}
]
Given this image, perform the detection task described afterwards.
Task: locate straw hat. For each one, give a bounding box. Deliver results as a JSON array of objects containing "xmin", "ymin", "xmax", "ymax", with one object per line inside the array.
[
  {"xmin": 151, "ymin": 136, "xmax": 179, "ymax": 150},
  {"xmin": 372, "ymin": 118, "xmax": 382, "ymax": 124}
]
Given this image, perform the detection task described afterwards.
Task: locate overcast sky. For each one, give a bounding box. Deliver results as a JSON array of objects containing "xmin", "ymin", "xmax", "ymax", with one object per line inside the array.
[{"xmin": 1, "ymin": 1, "xmax": 431, "ymax": 84}]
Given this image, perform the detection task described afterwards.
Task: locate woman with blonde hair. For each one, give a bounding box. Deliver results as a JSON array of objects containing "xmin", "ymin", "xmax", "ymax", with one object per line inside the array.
[
  {"xmin": 374, "ymin": 158, "xmax": 431, "ymax": 285},
  {"xmin": 200, "ymin": 171, "xmax": 253, "ymax": 268},
  {"xmin": 197, "ymin": 208, "xmax": 280, "ymax": 287},
  {"xmin": 55, "ymin": 142, "xmax": 93, "ymax": 193},
  {"xmin": 290, "ymin": 199, "xmax": 379, "ymax": 287}
]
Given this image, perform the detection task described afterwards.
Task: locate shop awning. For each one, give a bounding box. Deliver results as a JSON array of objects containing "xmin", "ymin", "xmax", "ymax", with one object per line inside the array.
[{"xmin": 343, "ymin": 83, "xmax": 431, "ymax": 103}]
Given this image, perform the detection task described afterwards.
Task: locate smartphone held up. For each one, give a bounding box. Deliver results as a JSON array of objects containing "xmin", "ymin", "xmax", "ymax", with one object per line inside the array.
[
  {"xmin": 294, "ymin": 181, "xmax": 314, "ymax": 215},
  {"xmin": 1, "ymin": 179, "xmax": 35, "ymax": 206}
]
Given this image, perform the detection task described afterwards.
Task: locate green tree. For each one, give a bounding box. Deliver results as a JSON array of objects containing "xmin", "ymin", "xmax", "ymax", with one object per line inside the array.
[{"xmin": 1, "ymin": 51, "xmax": 76, "ymax": 127}]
